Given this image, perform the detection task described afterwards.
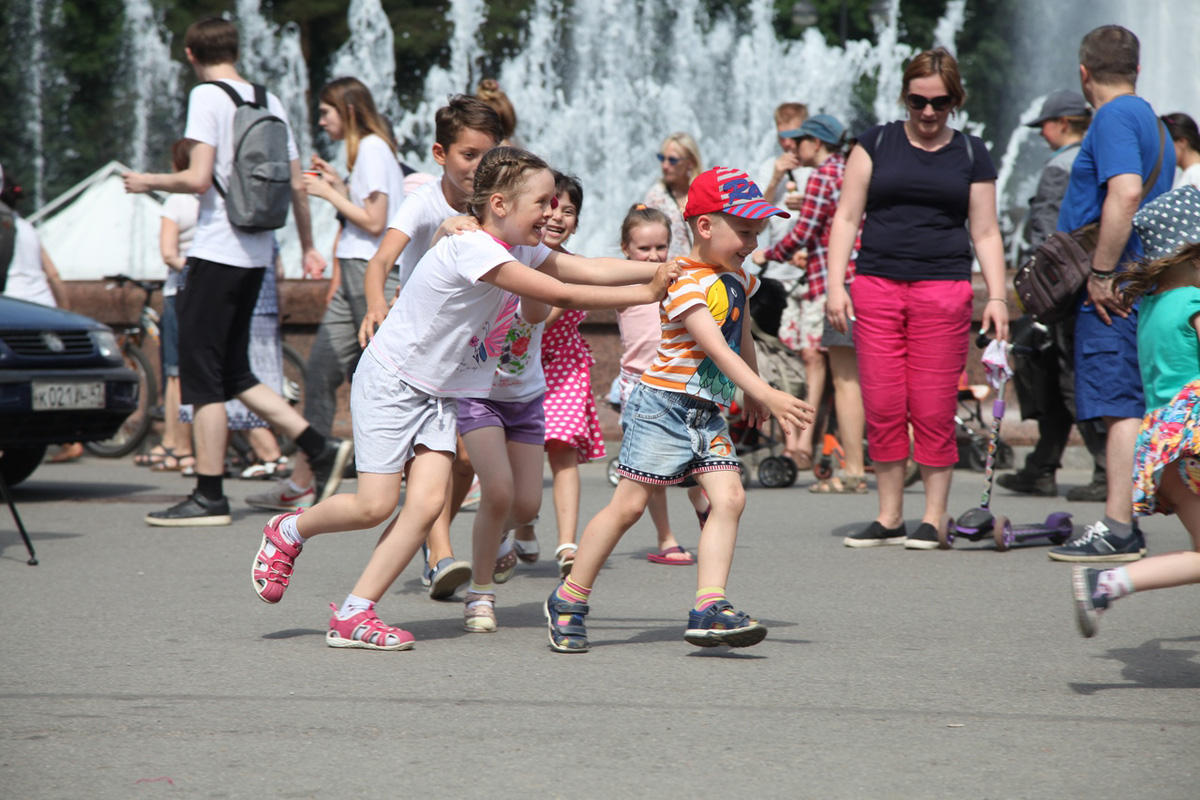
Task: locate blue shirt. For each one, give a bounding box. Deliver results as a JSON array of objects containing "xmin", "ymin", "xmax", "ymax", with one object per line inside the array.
[{"xmin": 1057, "ymin": 95, "xmax": 1175, "ymax": 267}]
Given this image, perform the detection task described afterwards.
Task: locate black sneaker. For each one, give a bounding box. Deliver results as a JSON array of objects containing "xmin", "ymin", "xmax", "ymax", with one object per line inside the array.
[
  {"xmin": 1071, "ymin": 566, "xmax": 1109, "ymax": 637},
  {"xmin": 309, "ymin": 438, "xmax": 354, "ymax": 503},
  {"xmin": 997, "ymin": 469, "xmax": 1057, "ymax": 497},
  {"xmin": 145, "ymin": 492, "xmax": 232, "ymax": 527},
  {"xmin": 1048, "ymin": 520, "xmax": 1145, "ymax": 562},
  {"xmin": 843, "ymin": 521, "xmax": 907, "ymax": 548},
  {"xmin": 904, "ymin": 522, "xmax": 943, "ymax": 550},
  {"xmin": 1066, "ymin": 481, "xmax": 1107, "ymax": 502}
]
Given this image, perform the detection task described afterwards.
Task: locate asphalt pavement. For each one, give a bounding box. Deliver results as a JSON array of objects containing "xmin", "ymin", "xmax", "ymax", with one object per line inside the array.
[{"xmin": 1, "ymin": 451, "xmax": 1197, "ymax": 799}]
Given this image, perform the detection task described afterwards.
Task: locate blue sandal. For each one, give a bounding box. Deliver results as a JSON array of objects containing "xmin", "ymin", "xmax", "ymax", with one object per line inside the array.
[
  {"xmin": 545, "ymin": 589, "xmax": 590, "ymax": 653},
  {"xmin": 684, "ymin": 600, "xmax": 768, "ymax": 648}
]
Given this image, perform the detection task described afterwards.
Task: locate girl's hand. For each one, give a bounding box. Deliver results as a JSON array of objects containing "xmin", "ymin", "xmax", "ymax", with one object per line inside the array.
[
  {"xmin": 826, "ymin": 286, "xmax": 854, "ymax": 334},
  {"xmin": 751, "ymin": 250, "xmax": 768, "ymax": 267},
  {"xmin": 647, "ymin": 260, "xmax": 682, "ymax": 302},
  {"xmin": 765, "ymin": 387, "xmax": 815, "ymax": 437},
  {"xmin": 431, "ymin": 215, "xmax": 480, "ymax": 247},
  {"xmin": 302, "ymin": 171, "xmax": 332, "ymax": 200},
  {"xmin": 358, "ymin": 302, "xmax": 389, "ymax": 348},
  {"xmin": 981, "ymin": 298, "xmax": 1010, "ymax": 342},
  {"xmin": 310, "ymin": 155, "xmax": 346, "ymax": 195},
  {"xmin": 122, "ymin": 171, "xmax": 151, "ymax": 194}
]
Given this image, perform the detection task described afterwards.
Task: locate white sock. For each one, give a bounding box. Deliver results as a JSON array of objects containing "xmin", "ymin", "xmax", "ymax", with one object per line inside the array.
[
  {"xmin": 1098, "ymin": 567, "xmax": 1134, "ymax": 600},
  {"xmin": 496, "ymin": 535, "xmax": 515, "ymax": 558},
  {"xmin": 278, "ymin": 514, "xmax": 304, "ymax": 547},
  {"xmin": 287, "ymin": 477, "xmax": 311, "ymax": 494},
  {"xmin": 337, "ymin": 593, "xmax": 373, "ymax": 619}
]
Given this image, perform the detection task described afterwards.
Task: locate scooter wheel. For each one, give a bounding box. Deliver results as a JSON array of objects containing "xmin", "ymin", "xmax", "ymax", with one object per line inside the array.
[
  {"xmin": 814, "ymin": 458, "xmax": 833, "ymax": 480},
  {"xmin": 1049, "ymin": 532, "xmax": 1070, "ymax": 545},
  {"xmin": 937, "ymin": 514, "xmax": 954, "ymax": 549},
  {"xmin": 606, "ymin": 457, "xmax": 620, "ymax": 487},
  {"xmin": 992, "ymin": 515, "xmax": 1012, "ymax": 552}
]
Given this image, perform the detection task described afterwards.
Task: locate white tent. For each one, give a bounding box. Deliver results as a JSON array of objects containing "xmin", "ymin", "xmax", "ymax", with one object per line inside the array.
[{"xmin": 29, "ymin": 161, "xmax": 168, "ymax": 281}]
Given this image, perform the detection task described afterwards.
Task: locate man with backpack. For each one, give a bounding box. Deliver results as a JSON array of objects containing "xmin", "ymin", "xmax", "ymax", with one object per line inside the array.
[{"xmin": 124, "ymin": 17, "xmax": 352, "ymax": 526}]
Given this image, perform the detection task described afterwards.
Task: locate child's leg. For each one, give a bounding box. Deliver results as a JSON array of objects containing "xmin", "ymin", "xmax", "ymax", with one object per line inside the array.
[
  {"xmin": 547, "ymin": 441, "xmax": 581, "ymax": 549},
  {"xmin": 426, "ymin": 437, "xmax": 474, "ymax": 564},
  {"xmin": 461, "ymin": 426, "xmax": 516, "ymax": 586},
  {"xmin": 1122, "ymin": 464, "xmax": 1200, "ymax": 591},
  {"xmin": 345, "ymin": 449, "xmax": 453, "ymax": 601},
  {"xmin": 646, "ymin": 488, "xmax": 685, "ymax": 553},
  {"xmin": 690, "ymin": 470, "xmax": 747, "ymax": 592},
  {"xmin": 507, "ymin": 440, "xmax": 546, "ymax": 533},
  {"xmin": 295, "ymin": 471, "xmax": 405, "ymax": 539},
  {"xmin": 567, "ymin": 478, "xmax": 655, "ymax": 588}
]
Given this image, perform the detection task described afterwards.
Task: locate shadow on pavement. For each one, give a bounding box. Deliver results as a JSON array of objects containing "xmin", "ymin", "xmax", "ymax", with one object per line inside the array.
[
  {"xmin": 1069, "ymin": 636, "xmax": 1200, "ymax": 694},
  {"xmin": 10, "ymin": 480, "xmax": 160, "ymax": 503}
]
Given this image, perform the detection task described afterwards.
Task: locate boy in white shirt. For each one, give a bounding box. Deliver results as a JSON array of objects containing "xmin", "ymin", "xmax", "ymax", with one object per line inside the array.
[{"xmin": 124, "ymin": 16, "xmax": 350, "ymax": 526}]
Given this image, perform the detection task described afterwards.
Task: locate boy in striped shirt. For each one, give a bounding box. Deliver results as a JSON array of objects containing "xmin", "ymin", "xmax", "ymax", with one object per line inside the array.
[{"xmin": 544, "ymin": 166, "xmax": 814, "ymax": 653}]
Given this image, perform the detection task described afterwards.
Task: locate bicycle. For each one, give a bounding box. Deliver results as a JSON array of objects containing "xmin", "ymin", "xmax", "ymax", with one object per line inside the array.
[{"xmin": 84, "ymin": 275, "xmax": 162, "ymax": 457}]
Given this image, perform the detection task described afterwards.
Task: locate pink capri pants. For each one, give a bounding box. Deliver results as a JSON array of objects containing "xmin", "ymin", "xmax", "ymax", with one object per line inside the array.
[{"xmin": 851, "ymin": 275, "xmax": 973, "ymax": 467}]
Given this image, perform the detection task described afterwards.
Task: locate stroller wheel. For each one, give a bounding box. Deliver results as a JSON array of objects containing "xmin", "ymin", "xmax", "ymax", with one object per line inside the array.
[
  {"xmin": 758, "ymin": 456, "xmax": 796, "ymax": 488},
  {"xmin": 606, "ymin": 457, "xmax": 620, "ymax": 487}
]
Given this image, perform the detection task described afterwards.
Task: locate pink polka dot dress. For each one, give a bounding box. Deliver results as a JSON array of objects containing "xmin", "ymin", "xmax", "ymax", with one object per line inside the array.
[{"xmin": 542, "ymin": 309, "xmax": 606, "ymax": 463}]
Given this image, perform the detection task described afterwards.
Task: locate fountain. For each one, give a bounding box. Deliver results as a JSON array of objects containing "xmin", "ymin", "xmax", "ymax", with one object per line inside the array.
[{"xmin": 122, "ymin": 0, "xmax": 181, "ymax": 172}]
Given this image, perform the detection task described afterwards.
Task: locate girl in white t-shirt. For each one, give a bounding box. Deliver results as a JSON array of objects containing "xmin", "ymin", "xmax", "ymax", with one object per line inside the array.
[{"xmin": 248, "ymin": 147, "xmax": 677, "ymax": 650}]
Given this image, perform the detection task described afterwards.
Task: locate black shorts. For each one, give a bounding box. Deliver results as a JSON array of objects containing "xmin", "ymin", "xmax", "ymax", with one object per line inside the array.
[{"xmin": 177, "ymin": 257, "xmax": 266, "ymax": 407}]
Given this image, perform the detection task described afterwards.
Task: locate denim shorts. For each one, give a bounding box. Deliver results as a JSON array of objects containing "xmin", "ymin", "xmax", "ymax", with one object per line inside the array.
[
  {"xmin": 456, "ymin": 395, "xmax": 546, "ymax": 445},
  {"xmin": 616, "ymin": 384, "xmax": 741, "ymax": 485},
  {"xmin": 161, "ymin": 294, "xmax": 180, "ymax": 378}
]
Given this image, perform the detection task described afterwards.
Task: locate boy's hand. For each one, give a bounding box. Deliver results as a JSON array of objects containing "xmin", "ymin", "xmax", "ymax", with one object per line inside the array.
[
  {"xmin": 647, "ymin": 260, "xmax": 682, "ymax": 302},
  {"xmin": 122, "ymin": 171, "xmax": 152, "ymax": 194},
  {"xmin": 302, "ymin": 246, "xmax": 327, "ymax": 280},
  {"xmin": 358, "ymin": 302, "xmax": 389, "ymax": 347},
  {"xmin": 765, "ymin": 387, "xmax": 814, "ymax": 437},
  {"xmin": 741, "ymin": 395, "xmax": 770, "ymax": 429},
  {"xmin": 751, "ymin": 250, "xmax": 768, "ymax": 267}
]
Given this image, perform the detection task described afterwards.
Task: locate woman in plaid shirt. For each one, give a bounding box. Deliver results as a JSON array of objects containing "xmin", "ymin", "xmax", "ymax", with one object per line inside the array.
[{"xmin": 753, "ymin": 114, "xmax": 866, "ymax": 493}]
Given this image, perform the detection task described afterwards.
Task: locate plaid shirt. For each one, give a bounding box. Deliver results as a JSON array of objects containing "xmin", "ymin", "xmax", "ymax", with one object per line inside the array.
[{"xmin": 763, "ymin": 152, "xmax": 858, "ymax": 301}]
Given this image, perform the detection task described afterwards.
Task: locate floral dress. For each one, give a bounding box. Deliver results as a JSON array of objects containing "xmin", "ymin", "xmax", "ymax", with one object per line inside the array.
[
  {"xmin": 541, "ymin": 309, "xmax": 606, "ymax": 462},
  {"xmin": 1132, "ymin": 378, "xmax": 1200, "ymax": 516}
]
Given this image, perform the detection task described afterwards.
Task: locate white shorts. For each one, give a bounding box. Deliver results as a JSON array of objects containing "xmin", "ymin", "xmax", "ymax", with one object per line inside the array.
[{"xmin": 351, "ymin": 352, "xmax": 458, "ymax": 474}]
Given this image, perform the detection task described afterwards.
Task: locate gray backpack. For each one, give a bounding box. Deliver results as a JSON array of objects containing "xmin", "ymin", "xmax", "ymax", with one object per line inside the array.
[{"xmin": 203, "ymin": 81, "xmax": 291, "ymax": 232}]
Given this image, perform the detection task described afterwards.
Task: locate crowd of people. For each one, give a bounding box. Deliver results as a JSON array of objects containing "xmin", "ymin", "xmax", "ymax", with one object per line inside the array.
[{"xmin": 4, "ymin": 15, "xmax": 1191, "ymax": 651}]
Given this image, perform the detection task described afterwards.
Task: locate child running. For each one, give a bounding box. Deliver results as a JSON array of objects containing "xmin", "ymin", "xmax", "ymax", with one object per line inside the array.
[
  {"xmin": 1072, "ymin": 235, "xmax": 1200, "ymax": 637},
  {"xmin": 614, "ymin": 203, "xmax": 710, "ymax": 566},
  {"xmin": 544, "ymin": 167, "xmax": 814, "ymax": 653},
  {"xmin": 250, "ymin": 147, "xmax": 677, "ymax": 650}
]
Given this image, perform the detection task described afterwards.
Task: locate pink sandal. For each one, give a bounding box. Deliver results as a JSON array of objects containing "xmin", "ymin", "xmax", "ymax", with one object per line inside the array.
[
  {"xmin": 325, "ymin": 603, "xmax": 414, "ymax": 651},
  {"xmin": 647, "ymin": 545, "xmax": 695, "ymax": 565},
  {"xmin": 252, "ymin": 511, "xmax": 303, "ymax": 604}
]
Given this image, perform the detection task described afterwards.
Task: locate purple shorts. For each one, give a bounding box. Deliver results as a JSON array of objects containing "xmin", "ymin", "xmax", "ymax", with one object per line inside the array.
[{"xmin": 456, "ymin": 396, "xmax": 545, "ymax": 445}]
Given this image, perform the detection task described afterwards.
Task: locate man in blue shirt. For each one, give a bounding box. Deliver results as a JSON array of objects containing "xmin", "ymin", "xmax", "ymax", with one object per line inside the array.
[{"xmin": 1050, "ymin": 25, "xmax": 1175, "ymax": 563}]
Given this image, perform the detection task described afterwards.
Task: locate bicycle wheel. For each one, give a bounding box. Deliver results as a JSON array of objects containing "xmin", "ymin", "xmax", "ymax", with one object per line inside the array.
[
  {"xmin": 277, "ymin": 343, "xmax": 307, "ymax": 455},
  {"xmin": 84, "ymin": 342, "xmax": 158, "ymax": 457}
]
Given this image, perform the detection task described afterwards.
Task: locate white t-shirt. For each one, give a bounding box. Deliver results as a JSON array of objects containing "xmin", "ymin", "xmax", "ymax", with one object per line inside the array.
[
  {"xmin": 183, "ymin": 79, "xmax": 299, "ymax": 268},
  {"xmin": 386, "ymin": 178, "xmax": 458, "ymax": 284},
  {"xmin": 160, "ymin": 193, "xmax": 199, "ymax": 297},
  {"xmin": 335, "ymin": 134, "xmax": 406, "ymax": 261},
  {"xmin": 3, "ymin": 216, "xmax": 55, "ymax": 307},
  {"xmin": 1174, "ymin": 162, "xmax": 1200, "ymax": 189},
  {"xmin": 365, "ymin": 229, "xmax": 551, "ymax": 397},
  {"xmin": 490, "ymin": 313, "xmax": 545, "ymax": 402}
]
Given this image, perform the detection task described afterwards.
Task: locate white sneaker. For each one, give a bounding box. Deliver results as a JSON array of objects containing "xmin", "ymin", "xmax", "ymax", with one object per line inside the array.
[{"xmin": 246, "ymin": 479, "xmax": 315, "ymax": 511}]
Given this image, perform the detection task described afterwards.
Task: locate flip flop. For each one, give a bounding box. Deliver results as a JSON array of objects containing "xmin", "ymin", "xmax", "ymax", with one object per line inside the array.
[{"xmin": 647, "ymin": 545, "xmax": 695, "ymax": 565}]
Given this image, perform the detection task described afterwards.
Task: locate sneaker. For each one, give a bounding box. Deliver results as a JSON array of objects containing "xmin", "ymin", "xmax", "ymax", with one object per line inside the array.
[
  {"xmin": 997, "ymin": 469, "xmax": 1057, "ymax": 497},
  {"xmin": 325, "ymin": 603, "xmax": 414, "ymax": 651},
  {"xmin": 493, "ymin": 534, "xmax": 518, "ymax": 584},
  {"xmin": 424, "ymin": 554, "xmax": 472, "ymax": 600},
  {"xmin": 1066, "ymin": 481, "xmax": 1108, "ymax": 503},
  {"xmin": 1071, "ymin": 566, "xmax": 1109, "ymax": 638},
  {"xmin": 459, "ymin": 477, "xmax": 481, "ymax": 512},
  {"xmin": 545, "ymin": 587, "xmax": 590, "ymax": 653},
  {"xmin": 309, "ymin": 438, "xmax": 354, "ymax": 503},
  {"xmin": 843, "ymin": 521, "xmax": 907, "ymax": 548},
  {"xmin": 684, "ymin": 600, "xmax": 767, "ymax": 648},
  {"xmin": 252, "ymin": 511, "xmax": 303, "ymax": 604},
  {"xmin": 1048, "ymin": 520, "xmax": 1145, "ymax": 562},
  {"xmin": 145, "ymin": 492, "xmax": 232, "ymax": 527},
  {"xmin": 904, "ymin": 522, "xmax": 944, "ymax": 550},
  {"xmin": 464, "ymin": 592, "xmax": 497, "ymax": 633},
  {"xmin": 245, "ymin": 479, "xmax": 315, "ymax": 511}
]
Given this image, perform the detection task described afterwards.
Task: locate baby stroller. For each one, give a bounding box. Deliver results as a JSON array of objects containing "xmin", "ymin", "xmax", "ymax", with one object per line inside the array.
[{"xmin": 726, "ymin": 278, "xmax": 807, "ymax": 488}]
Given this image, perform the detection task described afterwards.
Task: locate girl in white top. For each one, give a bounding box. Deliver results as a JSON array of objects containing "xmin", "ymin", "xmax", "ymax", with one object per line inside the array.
[{"xmin": 249, "ymin": 147, "xmax": 677, "ymax": 650}]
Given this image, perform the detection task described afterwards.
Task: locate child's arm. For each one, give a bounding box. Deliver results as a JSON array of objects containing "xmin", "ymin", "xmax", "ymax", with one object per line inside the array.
[
  {"xmin": 482, "ymin": 259, "xmax": 679, "ymax": 312},
  {"xmin": 543, "ymin": 307, "xmax": 567, "ymax": 328},
  {"xmin": 358, "ymin": 228, "xmax": 410, "ymax": 346},
  {"xmin": 520, "ymin": 297, "xmax": 551, "ymax": 324},
  {"xmin": 304, "ymin": 178, "xmax": 389, "ymax": 236},
  {"xmin": 680, "ymin": 306, "xmax": 813, "ymax": 435},
  {"xmin": 539, "ymin": 250, "xmax": 662, "ymax": 286}
]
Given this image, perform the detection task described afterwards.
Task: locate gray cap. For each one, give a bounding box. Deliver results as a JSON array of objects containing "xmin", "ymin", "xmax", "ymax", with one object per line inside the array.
[{"xmin": 1026, "ymin": 90, "xmax": 1091, "ymax": 127}]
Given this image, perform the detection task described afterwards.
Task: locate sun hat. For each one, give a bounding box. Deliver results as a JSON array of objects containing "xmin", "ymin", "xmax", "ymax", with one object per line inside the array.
[
  {"xmin": 1132, "ymin": 184, "xmax": 1200, "ymax": 259},
  {"xmin": 684, "ymin": 166, "xmax": 789, "ymax": 220},
  {"xmin": 1025, "ymin": 90, "xmax": 1091, "ymax": 127}
]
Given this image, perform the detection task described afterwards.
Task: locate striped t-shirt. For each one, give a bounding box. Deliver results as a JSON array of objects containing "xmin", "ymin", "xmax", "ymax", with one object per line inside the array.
[{"xmin": 641, "ymin": 258, "xmax": 759, "ymax": 407}]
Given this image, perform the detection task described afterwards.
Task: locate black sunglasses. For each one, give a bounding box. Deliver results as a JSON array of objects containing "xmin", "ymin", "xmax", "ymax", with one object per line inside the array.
[
  {"xmin": 906, "ymin": 93, "xmax": 953, "ymax": 112},
  {"xmin": 656, "ymin": 153, "xmax": 682, "ymax": 166}
]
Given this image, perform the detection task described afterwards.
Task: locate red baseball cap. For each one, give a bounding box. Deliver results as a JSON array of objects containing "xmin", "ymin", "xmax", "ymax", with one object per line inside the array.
[{"xmin": 684, "ymin": 166, "xmax": 789, "ymax": 220}]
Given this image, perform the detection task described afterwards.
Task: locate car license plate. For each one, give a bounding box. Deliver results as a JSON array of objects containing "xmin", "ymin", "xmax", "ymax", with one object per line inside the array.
[{"xmin": 32, "ymin": 381, "xmax": 105, "ymax": 411}]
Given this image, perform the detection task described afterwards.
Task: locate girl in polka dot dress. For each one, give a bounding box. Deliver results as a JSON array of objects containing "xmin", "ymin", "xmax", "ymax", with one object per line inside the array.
[{"xmin": 513, "ymin": 174, "xmax": 605, "ymax": 575}]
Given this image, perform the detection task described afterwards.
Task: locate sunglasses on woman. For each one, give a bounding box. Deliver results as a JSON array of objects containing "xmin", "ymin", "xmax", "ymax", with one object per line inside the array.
[
  {"xmin": 656, "ymin": 153, "xmax": 682, "ymax": 166},
  {"xmin": 906, "ymin": 94, "xmax": 953, "ymax": 112}
]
